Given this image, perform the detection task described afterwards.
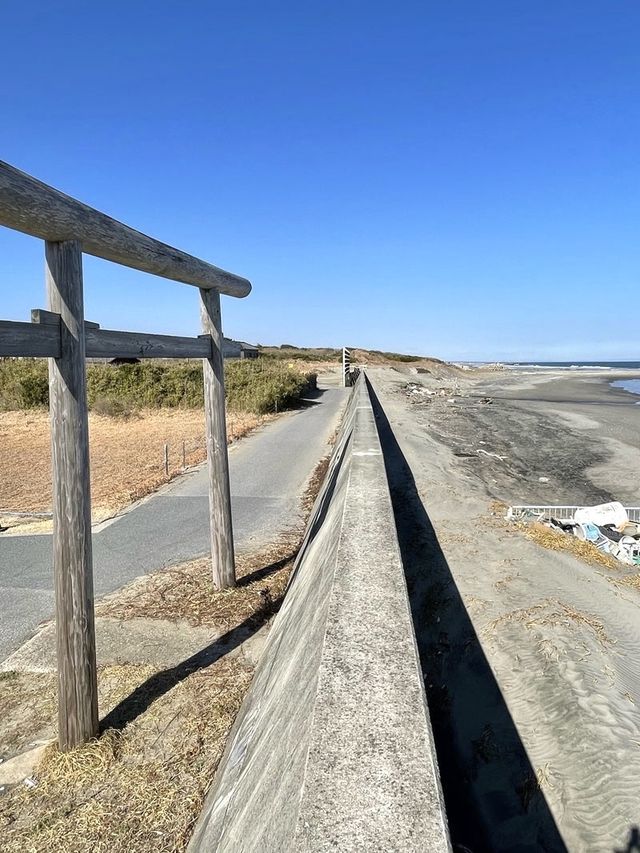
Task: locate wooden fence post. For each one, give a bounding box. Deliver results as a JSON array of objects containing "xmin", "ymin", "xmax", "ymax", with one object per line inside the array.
[
  {"xmin": 200, "ymin": 288, "xmax": 236, "ymax": 588},
  {"xmin": 46, "ymin": 240, "xmax": 99, "ymax": 750}
]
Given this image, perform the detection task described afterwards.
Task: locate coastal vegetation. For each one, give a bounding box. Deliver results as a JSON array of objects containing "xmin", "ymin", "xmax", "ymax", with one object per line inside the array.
[{"xmin": 0, "ymin": 358, "xmax": 316, "ymax": 416}]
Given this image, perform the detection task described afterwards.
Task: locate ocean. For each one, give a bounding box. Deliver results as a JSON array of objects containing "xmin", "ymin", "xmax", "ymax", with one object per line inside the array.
[
  {"xmin": 612, "ymin": 379, "xmax": 640, "ymax": 397},
  {"xmin": 510, "ymin": 361, "xmax": 640, "ymax": 370},
  {"xmin": 504, "ymin": 361, "xmax": 640, "ymax": 398}
]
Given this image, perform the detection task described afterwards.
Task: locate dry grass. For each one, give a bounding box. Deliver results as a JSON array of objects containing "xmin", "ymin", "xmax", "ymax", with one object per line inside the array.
[
  {"xmin": 0, "ymin": 408, "xmax": 272, "ymax": 525},
  {"xmin": 0, "ymin": 672, "xmax": 57, "ymax": 758},
  {"xmin": 489, "ymin": 499, "xmax": 509, "ymax": 516},
  {"xmin": 487, "ymin": 597, "xmax": 612, "ymax": 648},
  {"xmin": 0, "ymin": 537, "xmax": 300, "ymax": 852},
  {"xmin": 518, "ymin": 521, "xmax": 622, "ymax": 573},
  {"xmin": 0, "ymin": 658, "xmax": 252, "ymax": 852},
  {"xmin": 0, "ymin": 444, "xmax": 338, "ymax": 850},
  {"xmin": 0, "ymin": 401, "xmax": 338, "ymax": 850},
  {"xmin": 96, "ymin": 537, "xmax": 300, "ymax": 627},
  {"xmin": 301, "ymin": 453, "xmax": 331, "ymax": 517},
  {"xmin": 611, "ymin": 574, "xmax": 640, "ymax": 593}
]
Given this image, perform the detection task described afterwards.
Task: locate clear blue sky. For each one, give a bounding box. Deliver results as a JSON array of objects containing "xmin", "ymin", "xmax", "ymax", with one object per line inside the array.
[{"xmin": 1, "ymin": 1, "xmax": 639, "ymax": 361}]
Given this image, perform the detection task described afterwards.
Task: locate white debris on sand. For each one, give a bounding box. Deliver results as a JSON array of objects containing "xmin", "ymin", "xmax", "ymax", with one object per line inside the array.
[{"xmin": 507, "ymin": 501, "xmax": 640, "ymax": 566}]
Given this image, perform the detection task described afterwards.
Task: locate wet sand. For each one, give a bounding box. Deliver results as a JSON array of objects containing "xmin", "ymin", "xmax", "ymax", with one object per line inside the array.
[
  {"xmin": 369, "ymin": 366, "xmax": 640, "ymax": 853},
  {"xmin": 410, "ymin": 366, "xmax": 640, "ymax": 506}
]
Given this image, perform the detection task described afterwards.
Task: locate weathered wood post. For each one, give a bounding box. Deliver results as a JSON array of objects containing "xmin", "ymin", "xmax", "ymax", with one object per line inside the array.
[
  {"xmin": 46, "ymin": 240, "xmax": 99, "ymax": 750},
  {"xmin": 200, "ymin": 288, "xmax": 236, "ymax": 588}
]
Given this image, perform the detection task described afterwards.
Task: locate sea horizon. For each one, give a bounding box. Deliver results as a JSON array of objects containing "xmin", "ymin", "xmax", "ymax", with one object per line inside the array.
[
  {"xmin": 459, "ymin": 360, "xmax": 640, "ymax": 370},
  {"xmin": 510, "ymin": 360, "xmax": 640, "ymax": 369}
]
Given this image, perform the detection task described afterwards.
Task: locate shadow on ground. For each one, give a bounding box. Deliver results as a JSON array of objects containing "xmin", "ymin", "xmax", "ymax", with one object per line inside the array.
[
  {"xmin": 100, "ymin": 582, "xmax": 286, "ymax": 733},
  {"xmin": 100, "ymin": 434, "xmax": 354, "ymax": 735},
  {"xmin": 295, "ymin": 385, "xmax": 328, "ymax": 409},
  {"xmin": 367, "ymin": 378, "xmax": 567, "ymax": 853}
]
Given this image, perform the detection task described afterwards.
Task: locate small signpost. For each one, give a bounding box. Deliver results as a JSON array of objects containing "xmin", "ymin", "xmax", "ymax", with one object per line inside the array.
[{"xmin": 343, "ymin": 346, "xmax": 351, "ymax": 387}]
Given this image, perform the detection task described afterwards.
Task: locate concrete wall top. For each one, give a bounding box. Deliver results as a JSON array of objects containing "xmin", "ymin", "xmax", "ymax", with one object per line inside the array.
[{"xmin": 189, "ymin": 374, "xmax": 451, "ymax": 852}]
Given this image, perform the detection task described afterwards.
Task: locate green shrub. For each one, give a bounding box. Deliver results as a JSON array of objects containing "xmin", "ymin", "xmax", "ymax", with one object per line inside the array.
[
  {"xmin": 0, "ymin": 359, "xmax": 48, "ymax": 409},
  {"xmin": 86, "ymin": 362, "xmax": 204, "ymax": 408},
  {"xmin": 0, "ymin": 358, "xmax": 315, "ymax": 415},
  {"xmin": 225, "ymin": 360, "xmax": 316, "ymax": 414},
  {"xmin": 91, "ymin": 395, "xmax": 138, "ymax": 419}
]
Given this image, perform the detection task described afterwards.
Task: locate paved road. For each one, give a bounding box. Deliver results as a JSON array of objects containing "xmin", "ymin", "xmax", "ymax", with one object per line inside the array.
[{"xmin": 0, "ymin": 383, "xmax": 348, "ymax": 661}]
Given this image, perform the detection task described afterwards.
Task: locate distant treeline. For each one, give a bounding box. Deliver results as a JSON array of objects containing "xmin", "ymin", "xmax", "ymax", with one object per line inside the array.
[{"xmin": 0, "ymin": 359, "xmax": 316, "ymax": 416}]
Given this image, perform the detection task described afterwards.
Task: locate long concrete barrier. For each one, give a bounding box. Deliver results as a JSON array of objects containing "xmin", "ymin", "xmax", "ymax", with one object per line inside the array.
[{"xmin": 189, "ymin": 373, "xmax": 451, "ymax": 852}]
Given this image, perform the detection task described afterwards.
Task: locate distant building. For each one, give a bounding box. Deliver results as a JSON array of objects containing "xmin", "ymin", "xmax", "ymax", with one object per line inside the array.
[{"xmin": 223, "ymin": 338, "xmax": 259, "ymax": 359}]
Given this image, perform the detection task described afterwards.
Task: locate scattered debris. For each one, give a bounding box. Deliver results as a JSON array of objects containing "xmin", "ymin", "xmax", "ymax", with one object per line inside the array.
[
  {"xmin": 507, "ymin": 502, "xmax": 640, "ymax": 567},
  {"xmin": 478, "ymin": 449, "xmax": 508, "ymax": 462},
  {"xmin": 402, "ymin": 382, "xmax": 464, "ymax": 404}
]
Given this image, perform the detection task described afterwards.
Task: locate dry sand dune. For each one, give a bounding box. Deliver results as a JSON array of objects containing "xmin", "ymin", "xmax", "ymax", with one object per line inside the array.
[{"xmin": 369, "ymin": 366, "xmax": 640, "ymax": 852}]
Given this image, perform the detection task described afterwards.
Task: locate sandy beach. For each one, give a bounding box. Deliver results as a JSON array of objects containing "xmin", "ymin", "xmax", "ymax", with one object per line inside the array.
[
  {"xmin": 409, "ymin": 365, "xmax": 640, "ymax": 506},
  {"xmin": 368, "ymin": 365, "xmax": 640, "ymax": 852}
]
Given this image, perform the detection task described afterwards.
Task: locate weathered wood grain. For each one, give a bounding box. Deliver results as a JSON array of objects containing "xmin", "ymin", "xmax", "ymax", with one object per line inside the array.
[
  {"xmin": 31, "ymin": 308, "xmax": 99, "ymax": 329},
  {"xmin": 46, "ymin": 240, "xmax": 99, "ymax": 750},
  {"xmin": 84, "ymin": 328, "xmax": 213, "ymax": 360},
  {"xmin": 0, "ymin": 319, "xmax": 213, "ymax": 360},
  {"xmin": 0, "ymin": 319, "xmax": 60, "ymax": 357},
  {"xmin": 200, "ymin": 288, "xmax": 236, "ymax": 588},
  {"xmin": 1, "ymin": 161, "xmax": 251, "ymax": 298}
]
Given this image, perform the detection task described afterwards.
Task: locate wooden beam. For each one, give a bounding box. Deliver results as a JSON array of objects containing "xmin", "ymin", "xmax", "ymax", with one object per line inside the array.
[
  {"xmin": 84, "ymin": 328, "xmax": 212, "ymax": 360},
  {"xmin": 200, "ymin": 288, "xmax": 236, "ymax": 588},
  {"xmin": 0, "ymin": 319, "xmax": 60, "ymax": 357},
  {"xmin": 0, "ymin": 317, "xmax": 214, "ymax": 360},
  {"xmin": 31, "ymin": 308, "xmax": 99, "ymax": 329},
  {"xmin": 46, "ymin": 240, "xmax": 99, "ymax": 750},
  {"xmin": 0, "ymin": 161, "xmax": 251, "ymax": 298}
]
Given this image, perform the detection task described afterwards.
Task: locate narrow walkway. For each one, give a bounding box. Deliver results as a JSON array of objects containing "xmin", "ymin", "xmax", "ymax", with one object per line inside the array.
[{"xmin": 0, "ymin": 383, "xmax": 348, "ymax": 661}]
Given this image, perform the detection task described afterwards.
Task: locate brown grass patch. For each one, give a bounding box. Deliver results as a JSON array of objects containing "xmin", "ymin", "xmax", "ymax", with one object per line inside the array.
[
  {"xmin": 0, "ymin": 537, "xmax": 302, "ymax": 852},
  {"xmin": 0, "ymin": 408, "xmax": 272, "ymax": 524},
  {"xmin": 0, "ymin": 658, "xmax": 251, "ymax": 852},
  {"xmin": 0, "ymin": 396, "xmax": 337, "ymax": 850},
  {"xmin": 611, "ymin": 574, "xmax": 640, "ymax": 593},
  {"xmin": 96, "ymin": 537, "xmax": 300, "ymax": 626},
  {"xmin": 518, "ymin": 522, "xmax": 622, "ymax": 572},
  {"xmin": 489, "ymin": 499, "xmax": 509, "ymax": 516},
  {"xmin": 302, "ymin": 453, "xmax": 331, "ymax": 516},
  {"xmin": 488, "ymin": 597, "xmax": 611, "ymax": 648},
  {"xmin": 0, "ymin": 672, "xmax": 57, "ymax": 758}
]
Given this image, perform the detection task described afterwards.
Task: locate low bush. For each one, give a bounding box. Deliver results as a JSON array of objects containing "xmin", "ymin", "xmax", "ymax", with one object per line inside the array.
[
  {"xmin": 0, "ymin": 359, "xmax": 48, "ymax": 409},
  {"xmin": 86, "ymin": 362, "xmax": 204, "ymax": 408},
  {"xmin": 225, "ymin": 360, "xmax": 316, "ymax": 414},
  {"xmin": 90, "ymin": 395, "xmax": 138, "ymax": 419},
  {"xmin": 259, "ymin": 346, "xmax": 342, "ymax": 363},
  {"xmin": 0, "ymin": 358, "xmax": 315, "ymax": 415}
]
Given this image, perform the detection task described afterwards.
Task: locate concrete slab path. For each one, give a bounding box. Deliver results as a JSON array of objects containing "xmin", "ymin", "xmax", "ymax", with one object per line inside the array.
[{"xmin": 0, "ymin": 382, "xmax": 348, "ymax": 662}]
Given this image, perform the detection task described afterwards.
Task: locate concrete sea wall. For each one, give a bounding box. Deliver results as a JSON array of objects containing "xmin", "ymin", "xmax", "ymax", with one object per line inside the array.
[{"xmin": 189, "ymin": 374, "xmax": 451, "ymax": 852}]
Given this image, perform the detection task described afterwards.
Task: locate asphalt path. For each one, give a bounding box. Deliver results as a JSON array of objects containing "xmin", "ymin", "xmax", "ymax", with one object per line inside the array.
[{"xmin": 0, "ymin": 383, "xmax": 348, "ymax": 662}]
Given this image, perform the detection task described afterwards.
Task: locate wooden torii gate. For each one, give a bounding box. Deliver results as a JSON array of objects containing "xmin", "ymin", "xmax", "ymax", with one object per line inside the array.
[{"xmin": 0, "ymin": 161, "xmax": 251, "ymax": 750}]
